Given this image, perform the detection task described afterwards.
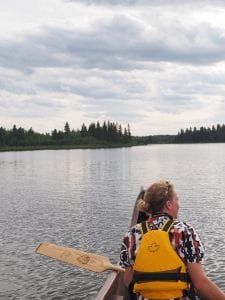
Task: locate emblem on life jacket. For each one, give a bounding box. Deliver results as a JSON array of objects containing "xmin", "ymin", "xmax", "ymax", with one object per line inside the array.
[{"xmin": 148, "ymin": 242, "xmax": 160, "ymax": 253}]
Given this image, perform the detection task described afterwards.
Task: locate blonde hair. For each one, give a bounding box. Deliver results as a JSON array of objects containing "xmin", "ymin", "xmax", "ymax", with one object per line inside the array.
[{"xmin": 137, "ymin": 180, "xmax": 174, "ymax": 215}]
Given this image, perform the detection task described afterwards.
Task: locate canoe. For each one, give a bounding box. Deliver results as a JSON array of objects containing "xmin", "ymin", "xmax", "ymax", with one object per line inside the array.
[{"xmin": 95, "ymin": 189, "xmax": 147, "ymax": 300}]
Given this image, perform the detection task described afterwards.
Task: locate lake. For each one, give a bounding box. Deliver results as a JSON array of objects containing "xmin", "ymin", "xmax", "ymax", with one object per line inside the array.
[{"xmin": 0, "ymin": 144, "xmax": 225, "ymax": 299}]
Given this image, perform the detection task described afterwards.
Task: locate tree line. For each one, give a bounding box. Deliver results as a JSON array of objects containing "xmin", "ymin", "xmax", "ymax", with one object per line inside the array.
[
  {"xmin": 1, "ymin": 121, "xmax": 225, "ymax": 148},
  {"xmin": 176, "ymin": 124, "xmax": 225, "ymax": 143},
  {"xmin": 0, "ymin": 121, "xmax": 132, "ymax": 147}
]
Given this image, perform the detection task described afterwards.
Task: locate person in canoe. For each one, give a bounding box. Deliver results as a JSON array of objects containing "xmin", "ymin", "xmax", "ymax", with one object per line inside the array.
[{"xmin": 120, "ymin": 180, "xmax": 225, "ymax": 300}]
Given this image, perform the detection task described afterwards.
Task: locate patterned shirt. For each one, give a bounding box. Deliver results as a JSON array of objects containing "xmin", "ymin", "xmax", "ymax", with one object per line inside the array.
[{"xmin": 119, "ymin": 213, "xmax": 204, "ymax": 300}]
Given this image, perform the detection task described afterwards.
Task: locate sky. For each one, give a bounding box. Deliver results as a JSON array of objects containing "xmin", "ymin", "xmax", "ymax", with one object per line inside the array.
[{"xmin": 1, "ymin": 0, "xmax": 225, "ymax": 136}]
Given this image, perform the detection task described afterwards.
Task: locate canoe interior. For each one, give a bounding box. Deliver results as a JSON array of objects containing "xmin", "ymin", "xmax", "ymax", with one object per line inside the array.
[{"xmin": 96, "ymin": 189, "xmax": 148, "ymax": 300}]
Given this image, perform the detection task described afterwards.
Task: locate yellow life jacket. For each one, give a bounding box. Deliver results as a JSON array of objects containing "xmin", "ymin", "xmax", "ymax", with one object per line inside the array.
[{"xmin": 133, "ymin": 218, "xmax": 189, "ymax": 299}]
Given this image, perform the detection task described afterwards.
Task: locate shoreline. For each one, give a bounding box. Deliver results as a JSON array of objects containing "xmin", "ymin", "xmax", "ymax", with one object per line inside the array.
[
  {"xmin": 0, "ymin": 143, "xmax": 137, "ymax": 152},
  {"xmin": 1, "ymin": 141, "xmax": 224, "ymax": 153}
]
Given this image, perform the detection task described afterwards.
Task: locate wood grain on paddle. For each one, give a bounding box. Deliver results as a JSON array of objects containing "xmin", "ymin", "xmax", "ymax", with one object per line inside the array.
[{"xmin": 36, "ymin": 242, "xmax": 124, "ymax": 273}]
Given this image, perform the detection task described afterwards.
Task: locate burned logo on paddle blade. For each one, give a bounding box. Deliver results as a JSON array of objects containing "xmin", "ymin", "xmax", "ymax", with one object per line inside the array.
[{"xmin": 77, "ymin": 254, "xmax": 90, "ymax": 264}]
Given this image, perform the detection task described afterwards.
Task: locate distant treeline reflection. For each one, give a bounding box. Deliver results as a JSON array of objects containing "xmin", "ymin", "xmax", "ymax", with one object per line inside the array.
[{"xmin": 1, "ymin": 122, "xmax": 225, "ymax": 149}]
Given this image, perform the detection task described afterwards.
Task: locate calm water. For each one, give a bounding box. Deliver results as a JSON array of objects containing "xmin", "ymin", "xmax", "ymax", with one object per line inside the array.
[{"xmin": 0, "ymin": 144, "xmax": 225, "ymax": 299}]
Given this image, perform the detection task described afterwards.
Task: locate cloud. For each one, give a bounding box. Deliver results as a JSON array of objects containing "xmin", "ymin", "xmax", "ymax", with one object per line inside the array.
[
  {"xmin": 1, "ymin": 0, "xmax": 225, "ymax": 135},
  {"xmin": 2, "ymin": 13, "xmax": 225, "ymax": 77},
  {"xmin": 65, "ymin": 0, "xmax": 225, "ymax": 6}
]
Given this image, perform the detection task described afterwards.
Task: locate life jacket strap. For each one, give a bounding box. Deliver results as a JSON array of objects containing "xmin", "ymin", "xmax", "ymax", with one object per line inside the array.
[
  {"xmin": 133, "ymin": 270, "xmax": 190, "ymax": 283},
  {"xmin": 162, "ymin": 218, "xmax": 174, "ymax": 232},
  {"xmin": 141, "ymin": 220, "xmax": 148, "ymax": 234},
  {"xmin": 141, "ymin": 218, "xmax": 174, "ymax": 235}
]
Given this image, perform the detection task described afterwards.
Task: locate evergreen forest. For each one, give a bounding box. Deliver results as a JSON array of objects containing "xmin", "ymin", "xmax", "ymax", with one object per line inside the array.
[
  {"xmin": 0, "ymin": 121, "xmax": 132, "ymax": 149},
  {"xmin": 175, "ymin": 124, "xmax": 225, "ymax": 143},
  {"xmin": 1, "ymin": 122, "xmax": 225, "ymax": 151}
]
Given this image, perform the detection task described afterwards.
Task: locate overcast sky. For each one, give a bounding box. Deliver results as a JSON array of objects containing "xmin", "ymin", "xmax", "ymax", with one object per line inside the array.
[{"xmin": 1, "ymin": 0, "xmax": 225, "ymax": 135}]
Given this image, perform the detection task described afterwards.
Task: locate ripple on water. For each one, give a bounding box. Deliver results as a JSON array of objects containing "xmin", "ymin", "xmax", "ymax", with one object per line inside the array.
[{"xmin": 1, "ymin": 145, "xmax": 225, "ymax": 299}]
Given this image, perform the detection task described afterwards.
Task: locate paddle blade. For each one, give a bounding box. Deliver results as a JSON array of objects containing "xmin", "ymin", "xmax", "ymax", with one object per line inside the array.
[{"xmin": 36, "ymin": 242, "xmax": 124, "ymax": 273}]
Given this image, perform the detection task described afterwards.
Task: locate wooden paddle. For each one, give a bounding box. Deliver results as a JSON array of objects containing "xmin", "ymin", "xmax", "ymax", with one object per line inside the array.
[{"xmin": 35, "ymin": 242, "xmax": 124, "ymax": 273}]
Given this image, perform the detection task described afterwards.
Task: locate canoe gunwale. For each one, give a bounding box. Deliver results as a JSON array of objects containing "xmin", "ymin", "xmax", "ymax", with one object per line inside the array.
[{"xmin": 95, "ymin": 188, "xmax": 145, "ymax": 300}]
